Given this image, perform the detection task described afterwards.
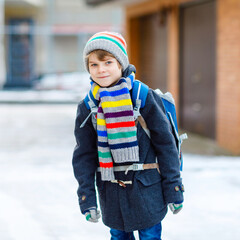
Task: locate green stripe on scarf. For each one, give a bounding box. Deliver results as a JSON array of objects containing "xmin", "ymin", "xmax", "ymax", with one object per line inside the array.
[
  {"xmin": 98, "ymin": 151, "xmax": 112, "ymax": 159},
  {"xmin": 108, "ymin": 131, "xmax": 136, "ymax": 140}
]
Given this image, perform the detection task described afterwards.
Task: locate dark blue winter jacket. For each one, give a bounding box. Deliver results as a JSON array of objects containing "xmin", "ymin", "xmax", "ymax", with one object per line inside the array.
[{"xmin": 72, "ymin": 88, "xmax": 184, "ymax": 232}]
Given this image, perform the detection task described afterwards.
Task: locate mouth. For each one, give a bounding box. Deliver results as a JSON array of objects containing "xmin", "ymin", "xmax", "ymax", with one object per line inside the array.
[{"xmin": 98, "ymin": 76, "xmax": 110, "ymax": 79}]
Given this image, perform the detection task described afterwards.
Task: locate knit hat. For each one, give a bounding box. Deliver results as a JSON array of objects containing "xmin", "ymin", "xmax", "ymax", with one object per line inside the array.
[{"xmin": 83, "ymin": 31, "xmax": 129, "ymax": 71}]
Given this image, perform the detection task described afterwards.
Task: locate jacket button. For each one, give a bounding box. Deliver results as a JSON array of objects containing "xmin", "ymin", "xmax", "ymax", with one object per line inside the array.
[
  {"xmin": 181, "ymin": 185, "xmax": 185, "ymax": 192},
  {"xmin": 174, "ymin": 186, "xmax": 180, "ymax": 192},
  {"xmin": 82, "ymin": 195, "xmax": 86, "ymax": 201}
]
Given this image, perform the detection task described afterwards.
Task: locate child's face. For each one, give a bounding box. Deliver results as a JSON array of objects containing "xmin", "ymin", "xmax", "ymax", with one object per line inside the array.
[{"xmin": 88, "ymin": 53, "xmax": 122, "ymax": 87}]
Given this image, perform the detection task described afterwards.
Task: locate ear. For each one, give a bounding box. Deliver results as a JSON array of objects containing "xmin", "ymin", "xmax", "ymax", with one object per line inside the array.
[
  {"xmin": 122, "ymin": 64, "xmax": 135, "ymax": 78},
  {"xmin": 117, "ymin": 61, "xmax": 122, "ymax": 71}
]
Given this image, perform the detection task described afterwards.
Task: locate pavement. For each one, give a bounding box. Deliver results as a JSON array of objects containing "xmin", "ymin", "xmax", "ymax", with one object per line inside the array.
[{"xmin": 179, "ymin": 130, "xmax": 232, "ymax": 156}]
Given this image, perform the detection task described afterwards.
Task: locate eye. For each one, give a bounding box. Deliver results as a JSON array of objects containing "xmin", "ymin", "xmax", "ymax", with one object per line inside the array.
[
  {"xmin": 90, "ymin": 63, "xmax": 97, "ymax": 67},
  {"xmin": 106, "ymin": 61, "xmax": 112, "ymax": 65}
]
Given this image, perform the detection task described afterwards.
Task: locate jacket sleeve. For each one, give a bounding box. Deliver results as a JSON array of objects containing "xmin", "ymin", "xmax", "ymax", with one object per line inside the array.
[
  {"xmin": 72, "ymin": 101, "xmax": 98, "ymax": 214},
  {"xmin": 142, "ymin": 89, "xmax": 184, "ymax": 204}
]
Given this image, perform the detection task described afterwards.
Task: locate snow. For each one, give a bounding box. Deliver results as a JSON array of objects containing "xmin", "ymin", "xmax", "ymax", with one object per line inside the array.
[
  {"xmin": 163, "ymin": 155, "xmax": 240, "ymax": 240},
  {"xmin": 0, "ymin": 104, "xmax": 240, "ymax": 240}
]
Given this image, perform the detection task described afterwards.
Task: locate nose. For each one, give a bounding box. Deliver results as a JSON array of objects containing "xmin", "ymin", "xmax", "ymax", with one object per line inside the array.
[{"xmin": 98, "ymin": 64, "xmax": 106, "ymax": 73}]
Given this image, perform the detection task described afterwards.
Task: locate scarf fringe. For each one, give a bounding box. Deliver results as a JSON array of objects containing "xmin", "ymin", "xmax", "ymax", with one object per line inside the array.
[{"xmin": 100, "ymin": 167, "xmax": 115, "ymax": 181}]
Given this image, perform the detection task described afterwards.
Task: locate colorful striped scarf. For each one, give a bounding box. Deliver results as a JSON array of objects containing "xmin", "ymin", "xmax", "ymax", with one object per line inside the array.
[{"xmin": 90, "ymin": 72, "xmax": 139, "ymax": 180}]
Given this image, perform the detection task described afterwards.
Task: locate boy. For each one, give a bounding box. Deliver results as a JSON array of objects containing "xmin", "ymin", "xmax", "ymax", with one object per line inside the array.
[{"xmin": 72, "ymin": 32, "xmax": 184, "ymax": 240}]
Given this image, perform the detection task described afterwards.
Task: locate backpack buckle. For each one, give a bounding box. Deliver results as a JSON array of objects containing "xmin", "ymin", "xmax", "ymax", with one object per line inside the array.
[
  {"xmin": 125, "ymin": 163, "xmax": 144, "ymax": 175},
  {"xmin": 132, "ymin": 163, "xmax": 144, "ymax": 171},
  {"xmin": 88, "ymin": 101, "xmax": 98, "ymax": 114},
  {"xmin": 133, "ymin": 99, "xmax": 141, "ymax": 120}
]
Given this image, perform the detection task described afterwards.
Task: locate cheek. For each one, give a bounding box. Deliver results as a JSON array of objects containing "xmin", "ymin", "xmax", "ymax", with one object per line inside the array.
[
  {"xmin": 89, "ymin": 68, "xmax": 96, "ymax": 76},
  {"xmin": 115, "ymin": 67, "xmax": 122, "ymax": 76},
  {"xmin": 118, "ymin": 70, "xmax": 122, "ymax": 79}
]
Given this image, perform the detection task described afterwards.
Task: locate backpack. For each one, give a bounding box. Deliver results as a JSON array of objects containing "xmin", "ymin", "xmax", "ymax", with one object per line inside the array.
[
  {"xmin": 131, "ymin": 80, "xmax": 187, "ymax": 171},
  {"xmin": 82, "ymin": 80, "xmax": 187, "ymax": 171}
]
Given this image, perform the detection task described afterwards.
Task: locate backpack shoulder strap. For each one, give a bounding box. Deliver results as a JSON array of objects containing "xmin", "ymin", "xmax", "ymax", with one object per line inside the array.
[
  {"xmin": 155, "ymin": 89, "xmax": 178, "ymax": 131},
  {"xmin": 81, "ymin": 92, "xmax": 99, "ymax": 129},
  {"xmin": 132, "ymin": 80, "xmax": 149, "ymax": 121},
  {"xmin": 84, "ymin": 91, "xmax": 99, "ymax": 110},
  {"xmin": 131, "ymin": 80, "xmax": 150, "ymax": 137},
  {"xmin": 132, "ymin": 80, "xmax": 149, "ymax": 109}
]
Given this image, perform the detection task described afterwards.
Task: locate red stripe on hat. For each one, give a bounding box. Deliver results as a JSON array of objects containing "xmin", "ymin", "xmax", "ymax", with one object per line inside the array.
[
  {"xmin": 91, "ymin": 32, "xmax": 126, "ymax": 48},
  {"xmin": 102, "ymin": 33, "xmax": 126, "ymax": 47},
  {"xmin": 100, "ymin": 162, "xmax": 113, "ymax": 168},
  {"xmin": 106, "ymin": 121, "xmax": 135, "ymax": 129}
]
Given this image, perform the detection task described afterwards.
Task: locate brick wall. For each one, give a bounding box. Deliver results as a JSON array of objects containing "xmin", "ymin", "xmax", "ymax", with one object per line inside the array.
[
  {"xmin": 167, "ymin": 6, "xmax": 180, "ymax": 115},
  {"xmin": 217, "ymin": 0, "xmax": 240, "ymax": 154}
]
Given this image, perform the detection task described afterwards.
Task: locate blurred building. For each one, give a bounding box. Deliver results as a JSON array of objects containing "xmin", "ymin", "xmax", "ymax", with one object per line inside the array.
[{"xmin": 0, "ymin": 0, "xmax": 123, "ymax": 88}]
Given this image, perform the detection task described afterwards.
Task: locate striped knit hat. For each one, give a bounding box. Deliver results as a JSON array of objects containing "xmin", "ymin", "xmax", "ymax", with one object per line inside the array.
[{"xmin": 83, "ymin": 31, "xmax": 129, "ymax": 71}]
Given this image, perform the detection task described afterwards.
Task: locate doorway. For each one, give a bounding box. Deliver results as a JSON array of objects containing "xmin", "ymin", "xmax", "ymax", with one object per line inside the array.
[
  {"xmin": 139, "ymin": 12, "xmax": 168, "ymax": 91},
  {"xmin": 179, "ymin": 0, "xmax": 216, "ymax": 138},
  {"xmin": 5, "ymin": 18, "xmax": 34, "ymax": 88}
]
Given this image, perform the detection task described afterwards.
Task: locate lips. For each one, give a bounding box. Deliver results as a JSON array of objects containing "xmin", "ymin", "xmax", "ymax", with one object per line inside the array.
[{"xmin": 98, "ymin": 76, "xmax": 110, "ymax": 79}]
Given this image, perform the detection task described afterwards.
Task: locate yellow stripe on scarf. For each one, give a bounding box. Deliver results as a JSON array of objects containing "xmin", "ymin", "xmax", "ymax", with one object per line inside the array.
[
  {"xmin": 97, "ymin": 118, "xmax": 106, "ymax": 126},
  {"xmin": 102, "ymin": 99, "xmax": 132, "ymax": 109},
  {"xmin": 92, "ymin": 85, "xmax": 100, "ymax": 99}
]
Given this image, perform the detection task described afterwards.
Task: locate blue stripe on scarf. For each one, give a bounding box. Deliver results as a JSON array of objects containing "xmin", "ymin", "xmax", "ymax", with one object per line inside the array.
[
  {"xmin": 97, "ymin": 130, "xmax": 108, "ymax": 137},
  {"xmin": 115, "ymin": 78, "xmax": 126, "ymax": 86},
  {"xmin": 98, "ymin": 141, "xmax": 109, "ymax": 147},
  {"xmin": 100, "ymin": 88, "xmax": 129, "ymax": 98},
  {"xmin": 109, "ymin": 141, "xmax": 138, "ymax": 149}
]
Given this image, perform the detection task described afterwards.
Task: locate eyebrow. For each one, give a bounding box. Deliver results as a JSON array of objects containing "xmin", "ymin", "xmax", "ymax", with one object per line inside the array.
[
  {"xmin": 103, "ymin": 57, "xmax": 113, "ymax": 60},
  {"xmin": 89, "ymin": 57, "xmax": 113, "ymax": 64}
]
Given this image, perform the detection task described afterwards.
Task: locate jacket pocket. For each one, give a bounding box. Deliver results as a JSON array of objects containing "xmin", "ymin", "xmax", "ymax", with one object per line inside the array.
[
  {"xmin": 135, "ymin": 169, "xmax": 166, "ymax": 215},
  {"xmin": 136, "ymin": 169, "xmax": 161, "ymax": 186}
]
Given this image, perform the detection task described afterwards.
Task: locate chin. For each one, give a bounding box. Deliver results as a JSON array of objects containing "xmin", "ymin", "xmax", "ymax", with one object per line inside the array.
[
  {"xmin": 101, "ymin": 81, "xmax": 116, "ymax": 88},
  {"xmin": 99, "ymin": 81, "xmax": 110, "ymax": 86}
]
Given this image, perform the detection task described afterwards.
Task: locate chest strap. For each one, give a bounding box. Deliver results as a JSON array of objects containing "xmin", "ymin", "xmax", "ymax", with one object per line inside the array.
[{"xmin": 97, "ymin": 163, "xmax": 160, "ymax": 175}]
